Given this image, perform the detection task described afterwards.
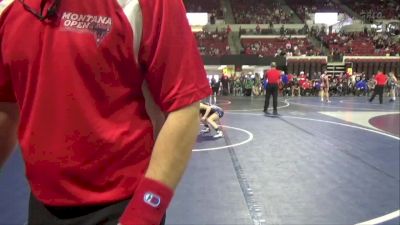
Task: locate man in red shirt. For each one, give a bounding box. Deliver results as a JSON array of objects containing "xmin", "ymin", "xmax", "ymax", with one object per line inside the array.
[
  {"xmin": 301, "ymin": 78, "xmax": 312, "ymax": 96},
  {"xmin": 298, "ymin": 71, "xmax": 306, "ymax": 87},
  {"xmin": 264, "ymin": 62, "xmax": 281, "ymax": 115},
  {"xmin": 369, "ymin": 70, "xmax": 388, "ymax": 104},
  {"xmin": 0, "ymin": 0, "xmax": 211, "ymax": 225}
]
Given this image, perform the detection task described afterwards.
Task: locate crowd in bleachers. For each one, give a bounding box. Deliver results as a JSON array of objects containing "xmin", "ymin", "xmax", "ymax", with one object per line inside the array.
[
  {"xmin": 183, "ymin": 0, "xmax": 399, "ymax": 23},
  {"xmin": 183, "ymin": 0, "xmax": 224, "ymax": 19},
  {"xmin": 241, "ymin": 36, "xmax": 324, "ymax": 57},
  {"xmin": 321, "ymin": 32, "xmax": 375, "ymax": 56},
  {"xmin": 197, "ymin": 27, "xmax": 400, "ymax": 57},
  {"xmin": 186, "ymin": 0, "xmax": 400, "ymax": 58},
  {"xmin": 319, "ymin": 32, "xmax": 400, "ymax": 57},
  {"xmin": 286, "ymin": 0, "xmax": 342, "ymax": 21},
  {"xmin": 340, "ymin": 0, "xmax": 400, "ymax": 22},
  {"xmin": 372, "ymin": 33, "xmax": 400, "ymax": 55},
  {"xmin": 195, "ymin": 30, "xmax": 231, "ymax": 56},
  {"xmin": 238, "ymin": 24, "xmax": 400, "ymax": 57},
  {"xmin": 231, "ymin": 0, "xmax": 292, "ymax": 24},
  {"xmin": 233, "ymin": 25, "xmax": 400, "ymax": 58},
  {"xmin": 239, "ymin": 25, "xmax": 307, "ymax": 36}
]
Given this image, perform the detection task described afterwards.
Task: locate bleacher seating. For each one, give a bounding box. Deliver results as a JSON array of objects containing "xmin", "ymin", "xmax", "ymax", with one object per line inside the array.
[
  {"xmin": 231, "ymin": 0, "xmax": 291, "ymax": 24},
  {"xmin": 340, "ymin": 0, "xmax": 400, "ymax": 21},
  {"xmin": 195, "ymin": 31, "xmax": 231, "ymax": 56},
  {"xmin": 372, "ymin": 34, "xmax": 400, "ymax": 56},
  {"xmin": 241, "ymin": 37, "xmax": 321, "ymax": 57},
  {"xmin": 285, "ymin": 0, "xmax": 342, "ymax": 21},
  {"xmin": 185, "ymin": 0, "xmax": 399, "ymax": 57},
  {"xmin": 322, "ymin": 33, "xmax": 375, "ymax": 56},
  {"xmin": 183, "ymin": 0, "xmax": 224, "ymax": 19},
  {"xmin": 321, "ymin": 33, "xmax": 400, "ymax": 56}
]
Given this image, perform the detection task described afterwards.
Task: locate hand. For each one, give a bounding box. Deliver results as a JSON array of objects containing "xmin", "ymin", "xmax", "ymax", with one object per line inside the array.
[{"xmin": 201, "ymin": 117, "xmax": 206, "ymax": 122}]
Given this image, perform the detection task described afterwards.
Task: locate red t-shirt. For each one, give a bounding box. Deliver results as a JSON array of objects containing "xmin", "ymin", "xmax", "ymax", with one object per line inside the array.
[
  {"xmin": 0, "ymin": 0, "xmax": 211, "ymax": 206},
  {"xmin": 298, "ymin": 74, "xmax": 306, "ymax": 86},
  {"xmin": 302, "ymin": 81, "xmax": 311, "ymax": 89},
  {"xmin": 375, "ymin": 73, "xmax": 387, "ymax": 85},
  {"xmin": 288, "ymin": 74, "xmax": 294, "ymax": 81},
  {"xmin": 265, "ymin": 68, "xmax": 281, "ymax": 84}
]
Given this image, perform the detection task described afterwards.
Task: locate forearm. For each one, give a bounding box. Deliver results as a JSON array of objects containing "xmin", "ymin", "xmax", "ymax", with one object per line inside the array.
[
  {"xmin": 202, "ymin": 108, "xmax": 211, "ymax": 120},
  {"xmin": 0, "ymin": 103, "xmax": 19, "ymax": 168},
  {"xmin": 145, "ymin": 102, "xmax": 199, "ymax": 189},
  {"xmin": 119, "ymin": 103, "xmax": 199, "ymax": 225}
]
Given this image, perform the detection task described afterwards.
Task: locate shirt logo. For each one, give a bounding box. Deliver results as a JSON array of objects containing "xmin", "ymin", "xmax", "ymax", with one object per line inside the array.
[
  {"xmin": 143, "ymin": 192, "xmax": 161, "ymax": 208},
  {"xmin": 61, "ymin": 12, "xmax": 112, "ymax": 45}
]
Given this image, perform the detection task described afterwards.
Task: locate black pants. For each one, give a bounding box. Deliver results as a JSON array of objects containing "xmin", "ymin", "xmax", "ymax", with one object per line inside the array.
[
  {"xmin": 28, "ymin": 194, "xmax": 166, "ymax": 225},
  {"xmin": 264, "ymin": 84, "xmax": 278, "ymax": 112},
  {"xmin": 369, "ymin": 85, "xmax": 384, "ymax": 104}
]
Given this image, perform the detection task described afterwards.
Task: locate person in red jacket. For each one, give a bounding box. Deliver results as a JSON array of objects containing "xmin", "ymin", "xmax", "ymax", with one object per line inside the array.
[
  {"xmin": 369, "ymin": 70, "xmax": 388, "ymax": 104},
  {"xmin": 0, "ymin": 0, "xmax": 211, "ymax": 225},
  {"xmin": 264, "ymin": 62, "xmax": 281, "ymax": 115}
]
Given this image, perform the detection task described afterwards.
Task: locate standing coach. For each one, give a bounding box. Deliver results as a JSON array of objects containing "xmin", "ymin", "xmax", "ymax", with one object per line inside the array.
[{"xmin": 264, "ymin": 62, "xmax": 281, "ymax": 115}]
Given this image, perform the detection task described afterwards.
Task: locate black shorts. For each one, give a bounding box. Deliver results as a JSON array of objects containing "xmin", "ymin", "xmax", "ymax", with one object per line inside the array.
[
  {"xmin": 215, "ymin": 110, "xmax": 224, "ymax": 118},
  {"xmin": 28, "ymin": 194, "xmax": 166, "ymax": 225},
  {"xmin": 212, "ymin": 87, "xmax": 219, "ymax": 94},
  {"xmin": 209, "ymin": 108, "xmax": 224, "ymax": 118},
  {"xmin": 202, "ymin": 109, "xmax": 223, "ymax": 119}
]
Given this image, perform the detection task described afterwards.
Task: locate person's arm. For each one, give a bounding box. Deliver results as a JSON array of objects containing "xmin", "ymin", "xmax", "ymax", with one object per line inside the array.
[
  {"xmin": 119, "ymin": 102, "xmax": 201, "ymax": 225},
  {"xmin": 0, "ymin": 102, "xmax": 19, "ymax": 168},
  {"xmin": 119, "ymin": 1, "xmax": 211, "ymax": 224},
  {"xmin": 144, "ymin": 101, "xmax": 199, "ymax": 189},
  {"xmin": 119, "ymin": 102, "xmax": 200, "ymax": 225},
  {"xmin": 202, "ymin": 105, "xmax": 212, "ymax": 121}
]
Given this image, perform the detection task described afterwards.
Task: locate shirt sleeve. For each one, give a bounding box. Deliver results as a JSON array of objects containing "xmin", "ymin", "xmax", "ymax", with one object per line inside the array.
[
  {"xmin": 0, "ymin": 58, "xmax": 15, "ymax": 102},
  {"xmin": 0, "ymin": 0, "xmax": 16, "ymax": 102},
  {"xmin": 138, "ymin": 0, "xmax": 211, "ymax": 112}
]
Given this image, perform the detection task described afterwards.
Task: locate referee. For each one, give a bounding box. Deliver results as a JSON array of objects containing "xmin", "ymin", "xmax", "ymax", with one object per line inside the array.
[
  {"xmin": 369, "ymin": 70, "xmax": 388, "ymax": 104},
  {"xmin": 264, "ymin": 62, "xmax": 281, "ymax": 115}
]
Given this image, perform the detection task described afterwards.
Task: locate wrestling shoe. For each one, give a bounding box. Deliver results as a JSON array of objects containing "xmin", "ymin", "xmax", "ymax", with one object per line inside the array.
[
  {"xmin": 200, "ymin": 127, "xmax": 210, "ymax": 133},
  {"xmin": 213, "ymin": 131, "xmax": 224, "ymax": 138}
]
